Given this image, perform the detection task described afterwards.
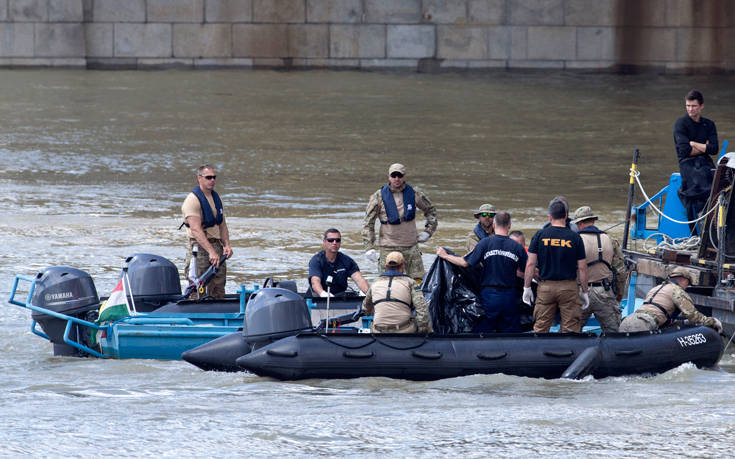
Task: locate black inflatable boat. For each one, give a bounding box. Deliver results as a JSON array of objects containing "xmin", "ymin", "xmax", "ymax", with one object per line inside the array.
[{"xmin": 182, "ymin": 287, "xmax": 724, "ymax": 380}]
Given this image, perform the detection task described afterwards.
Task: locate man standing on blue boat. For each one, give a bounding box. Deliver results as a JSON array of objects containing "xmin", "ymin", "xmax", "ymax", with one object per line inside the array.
[
  {"xmin": 181, "ymin": 164, "xmax": 232, "ymax": 299},
  {"xmin": 523, "ymin": 198, "xmax": 589, "ymax": 333},
  {"xmin": 362, "ymin": 163, "xmax": 437, "ymax": 283},
  {"xmin": 308, "ymin": 228, "xmax": 369, "ymax": 297},
  {"xmin": 572, "ymin": 206, "xmax": 626, "ymax": 333},
  {"xmin": 437, "ymin": 211, "xmax": 527, "ymax": 333},
  {"xmin": 465, "ymin": 203, "xmax": 495, "ymax": 254},
  {"xmin": 674, "ymin": 89, "xmax": 718, "ymax": 233}
]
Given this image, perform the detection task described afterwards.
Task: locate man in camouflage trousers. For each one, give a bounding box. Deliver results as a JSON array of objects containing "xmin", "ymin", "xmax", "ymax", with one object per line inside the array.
[
  {"xmin": 361, "ymin": 252, "xmax": 431, "ymax": 334},
  {"xmin": 362, "ymin": 163, "xmax": 437, "ymax": 282},
  {"xmin": 619, "ymin": 266, "xmax": 722, "ymax": 333},
  {"xmin": 465, "ymin": 203, "xmax": 496, "ymax": 254},
  {"xmin": 572, "ymin": 206, "xmax": 627, "ymax": 333}
]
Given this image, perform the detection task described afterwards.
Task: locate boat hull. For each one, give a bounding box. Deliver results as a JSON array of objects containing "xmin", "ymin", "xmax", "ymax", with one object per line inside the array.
[{"xmin": 235, "ymin": 325, "xmax": 724, "ymax": 381}]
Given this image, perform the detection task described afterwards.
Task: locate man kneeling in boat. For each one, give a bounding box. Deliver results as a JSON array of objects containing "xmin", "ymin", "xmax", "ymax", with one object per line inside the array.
[
  {"xmin": 619, "ymin": 267, "xmax": 722, "ymax": 333},
  {"xmin": 361, "ymin": 251, "xmax": 431, "ymax": 334}
]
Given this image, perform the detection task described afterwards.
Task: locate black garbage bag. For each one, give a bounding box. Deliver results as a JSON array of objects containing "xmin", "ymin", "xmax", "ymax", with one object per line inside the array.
[{"xmin": 422, "ymin": 251, "xmax": 484, "ymax": 334}]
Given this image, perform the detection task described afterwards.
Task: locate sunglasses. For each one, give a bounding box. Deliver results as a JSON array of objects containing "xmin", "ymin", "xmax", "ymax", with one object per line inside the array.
[
  {"xmin": 325, "ymin": 238, "xmax": 341, "ymax": 243},
  {"xmin": 390, "ymin": 172, "xmax": 404, "ymax": 178},
  {"xmin": 198, "ymin": 175, "xmax": 217, "ymax": 180},
  {"xmin": 479, "ymin": 213, "xmax": 495, "ymax": 217}
]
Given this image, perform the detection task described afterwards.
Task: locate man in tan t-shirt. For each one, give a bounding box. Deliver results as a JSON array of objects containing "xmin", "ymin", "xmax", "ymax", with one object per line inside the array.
[{"xmin": 181, "ymin": 164, "xmax": 233, "ymax": 299}]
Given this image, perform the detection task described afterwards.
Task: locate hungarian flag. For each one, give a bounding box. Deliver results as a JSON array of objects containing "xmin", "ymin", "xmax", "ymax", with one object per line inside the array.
[{"xmin": 97, "ymin": 278, "xmax": 132, "ymax": 323}]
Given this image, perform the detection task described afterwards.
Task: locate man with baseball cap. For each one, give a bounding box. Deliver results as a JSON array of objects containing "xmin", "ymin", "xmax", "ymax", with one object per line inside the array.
[
  {"xmin": 362, "ymin": 163, "xmax": 438, "ymax": 282},
  {"xmin": 466, "ymin": 203, "xmax": 496, "ymax": 254},
  {"xmin": 619, "ymin": 266, "xmax": 722, "ymax": 333},
  {"xmin": 361, "ymin": 251, "xmax": 431, "ymax": 334},
  {"xmin": 572, "ymin": 205, "xmax": 627, "ymax": 333}
]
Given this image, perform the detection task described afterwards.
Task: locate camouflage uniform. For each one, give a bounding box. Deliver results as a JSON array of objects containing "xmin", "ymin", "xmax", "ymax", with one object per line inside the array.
[
  {"xmin": 362, "ymin": 184, "xmax": 437, "ymax": 280},
  {"xmin": 465, "ymin": 226, "xmax": 494, "ymax": 254},
  {"xmin": 184, "ymin": 238, "xmax": 225, "ymax": 299},
  {"xmin": 361, "ymin": 274, "xmax": 431, "ymax": 333},
  {"xmin": 466, "ymin": 203, "xmax": 495, "ymax": 254},
  {"xmin": 578, "ymin": 232, "xmax": 626, "ymax": 333},
  {"xmin": 619, "ymin": 281, "xmax": 718, "ymax": 332}
]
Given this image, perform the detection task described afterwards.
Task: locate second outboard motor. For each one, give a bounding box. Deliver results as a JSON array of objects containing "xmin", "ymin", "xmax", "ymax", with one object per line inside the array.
[
  {"xmin": 123, "ymin": 253, "xmax": 182, "ymax": 312},
  {"xmin": 31, "ymin": 266, "xmax": 100, "ymax": 356},
  {"xmin": 243, "ymin": 287, "xmax": 312, "ymax": 348}
]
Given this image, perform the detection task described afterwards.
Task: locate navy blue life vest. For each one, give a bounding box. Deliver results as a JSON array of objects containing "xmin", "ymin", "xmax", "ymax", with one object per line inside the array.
[
  {"xmin": 192, "ymin": 186, "xmax": 223, "ymax": 228},
  {"xmin": 381, "ymin": 184, "xmax": 416, "ymax": 225},
  {"xmin": 473, "ymin": 222, "xmax": 490, "ymax": 241}
]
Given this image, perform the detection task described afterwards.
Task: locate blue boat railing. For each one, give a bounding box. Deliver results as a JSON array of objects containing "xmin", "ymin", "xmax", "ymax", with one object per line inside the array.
[{"xmin": 9, "ymin": 274, "xmax": 107, "ymax": 358}]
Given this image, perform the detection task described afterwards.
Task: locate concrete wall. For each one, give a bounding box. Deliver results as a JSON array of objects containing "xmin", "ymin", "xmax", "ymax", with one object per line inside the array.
[{"xmin": 0, "ymin": 0, "xmax": 733, "ymax": 71}]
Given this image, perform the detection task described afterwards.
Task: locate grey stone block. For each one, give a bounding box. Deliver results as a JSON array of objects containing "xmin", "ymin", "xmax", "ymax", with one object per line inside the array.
[
  {"xmin": 330, "ymin": 24, "xmax": 385, "ymax": 58},
  {"xmin": 0, "ymin": 1, "xmax": 7, "ymax": 20},
  {"xmin": 676, "ymin": 28, "xmax": 721, "ymax": 63},
  {"xmin": 508, "ymin": 59, "xmax": 563, "ymax": 69},
  {"xmin": 565, "ymin": 59, "xmax": 616, "ymax": 70},
  {"xmin": 8, "ymin": 57, "xmax": 86, "ymax": 67},
  {"xmin": 85, "ymin": 23, "xmax": 113, "ymax": 57},
  {"xmin": 49, "ymin": 0, "xmax": 84, "ymax": 22},
  {"xmin": 437, "ymin": 25, "xmax": 486, "ymax": 59},
  {"xmin": 233, "ymin": 24, "xmax": 288, "ymax": 57},
  {"xmin": 510, "ymin": 26, "xmax": 527, "ymax": 59},
  {"xmin": 174, "ymin": 24, "xmax": 231, "ymax": 57},
  {"xmin": 194, "ymin": 57, "xmax": 254, "ymax": 67},
  {"xmin": 206, "ymin": 0, "xmax": 253, "ymax": 22},
  {"xmin": 35, "ymin": 23, "xmax": 85, "ymax": 57},
  {"xmin": 94, "ymin": 0, "xmax": 145, "ymax": 22},
  {"xmin": 138, "ymin": 58, "xmax": 194, "ymax": 68},
  {"xmin": 251, "ymin": 57, "xmax": 286, "ymax": 66},
  {"xmin": 422, "ymin": 0, "xmax": 467, "ymax": 24},
  {"xmin": 148, "ymin": 0, "xmax": 203, "ymax": 23},
  {"xmin": 288, "ymin": 24, "xmax": 328, "ymax": 57},
  {"xmin": 614, "ymin": 0, "xmax": 667, "ymax": 27},
  {"xmin": 576, "ymin": 27, "xmax": 614, "ymax": 60},
  {"xmin": 365, "ymin": 0, "xmax": 420, "ymax": 24},
  {"xmin": 9, "ymin": 0, "xmax": 47, "ymax": 21},
  {"xmin": 565, "ymin": 0, "xmax": 616, "ymax": 26},
  {"xmin": 253, "ymin": 0, "xmax": 305, "ymax": 23},
  {"xmin": 360, "ymin": 57, "xmax": 418, "ymax": 69},
  {"xmin": 487, "ymin": 25, "xmax": 510, "ymax": 59},
  {"xmin": 307, "ymin": 0, "xmax": 362, "ymax": 23},
  {"xmin": 510, "ymin": 0, "xmax": 563, "ymax": 26},
  {"xmin": 115, "ymin": 23, "xmax": 172, "ymax": 57},
  {"xmin": 387, "ymin": 25, "xmax": 434, "ymax": 58},
  {"xmin": 468, "ymin": 0, "xmax": 505, "ymax": 25},
  {"xmin": 0, "ymin": 23, "xmax": 34, "ymax": 56},
  {"xmin": 527, "ymin": 26, "xmax": 575, "ymax": 60}
]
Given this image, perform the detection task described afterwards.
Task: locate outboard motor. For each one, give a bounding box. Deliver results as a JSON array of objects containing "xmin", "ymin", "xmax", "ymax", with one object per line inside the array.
[
  {"xmin": 31, "ymin": 266, "xmax": 100, "ymax": 356},
  {"xmin": 243, "ymin": 287, "xmax": 312, "ymax": 349},
  {"xmin": 122, "ymin": 253, "xmax": 181, "ymax": 312}
]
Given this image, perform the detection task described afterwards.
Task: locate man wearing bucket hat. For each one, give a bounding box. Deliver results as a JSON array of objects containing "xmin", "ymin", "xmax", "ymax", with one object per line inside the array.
[
  {"xmin": 362, "ymin": 163, "xmax": 437, "ymax": 282},
  {"xmin": 619, "ymin": 266, "xmax": 722, "ymax": 333},
  {"xmin": 466, "ymin": 203, "xmax": 496, "ymax": 254},
  {"xmin": 361, "ymin": 251, "xmax": 431, "ymax": 334},
  {"xmin": 572, "ymin": 206, "xmax": 627, "ymax": 333}
]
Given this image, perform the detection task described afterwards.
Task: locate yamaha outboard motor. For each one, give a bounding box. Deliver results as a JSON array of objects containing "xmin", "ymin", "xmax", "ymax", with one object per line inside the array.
[
  {"xmin": 244, "ymin": 287, "xmax": 312, "ymax": 348},
  {"xmin": 31, "ymin": 266, "xmax": 100, "ymax": 356},
  {"xmin": 122, "ymin": 253, "xmax": 181, "ymax": 312}
]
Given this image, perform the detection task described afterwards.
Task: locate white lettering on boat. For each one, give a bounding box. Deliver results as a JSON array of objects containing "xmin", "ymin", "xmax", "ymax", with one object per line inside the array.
[
  {"xmin": 45, "ymin": 292, "xmax": 74, "ymax": 301},
  {"xmin": 676, "ymin": 333, "xmax": 707, "ymax": 347}
]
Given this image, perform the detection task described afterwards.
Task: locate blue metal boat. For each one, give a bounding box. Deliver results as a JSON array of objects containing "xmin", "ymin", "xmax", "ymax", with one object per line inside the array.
[{"xmin": 7, "ymin": 253, "xmax": 364, "ymax": 360}]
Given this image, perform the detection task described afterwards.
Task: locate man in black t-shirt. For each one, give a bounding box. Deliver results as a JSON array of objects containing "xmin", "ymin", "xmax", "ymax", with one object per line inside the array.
[
  {"xmin": 523, "ymin": 199, "xmax": 589, "ymax": 332},
  {"xmin": 437, "ymin": 211, "xmax": 527, "ymax": 332},
  {"xmin": 673, "ymin": 89, "xmax": 718, "ymax": 233},
  {"xmin": 308, "ymin": 228, "xmax": 369, "ymax": 297}
]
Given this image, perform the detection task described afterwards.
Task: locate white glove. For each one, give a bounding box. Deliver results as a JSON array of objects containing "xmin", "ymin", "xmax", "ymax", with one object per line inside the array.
[
  {"xmin": 417, "ymin": 231, "xmax": 431, "ymax": 243},
  {"xmin": 365, "ymin": 249, "xmax": 379, "ymax": 263},
  {"xmin": 712, "ymin": 318, "xmax": 723, "ymax": 334},
  {"xmin": 580, "ymin": 292, "xmax": 590, "ymax": 310},
  {"xmin": 522, "ymin": 287, "xmax": 534, "ymax": 305},
  {"xmin": 319, "ymin": 290, "xmax": 334, "ymax": 298}
]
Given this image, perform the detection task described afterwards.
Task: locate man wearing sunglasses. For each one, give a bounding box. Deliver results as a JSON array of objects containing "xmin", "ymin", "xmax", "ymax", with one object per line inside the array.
[
  {"xmin": 362, "ymin": 163, "xmax": 438, "ymax": 282},
  {"xmin": 181, "ymin": 164, "xmax": 233, "ymax": 299},
  {"xmin": 308, "ymin": 228, "xmax": 369, "ymax": 297},
  {"xmin": 466, "ymin": 203, "xmax": 496, "ymax": 254}
]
